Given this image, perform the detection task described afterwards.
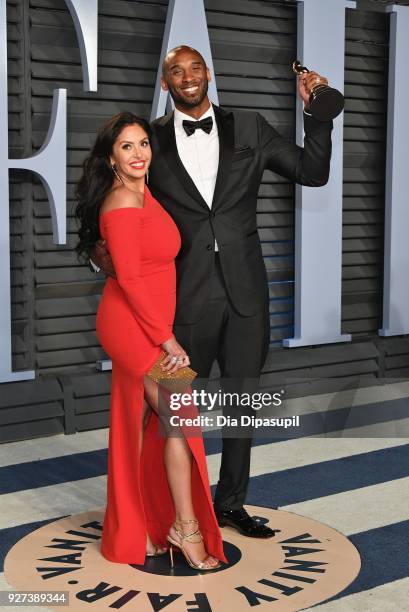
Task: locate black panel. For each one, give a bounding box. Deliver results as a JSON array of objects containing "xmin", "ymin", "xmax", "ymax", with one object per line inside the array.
[{"xmin": 341, "ymin": 6, "xmax": 389, "ymax": 338}]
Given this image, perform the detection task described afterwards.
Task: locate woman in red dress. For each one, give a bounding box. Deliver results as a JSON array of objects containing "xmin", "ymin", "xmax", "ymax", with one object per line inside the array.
[{"xmin": 75, "ymin": 112, "xmax": 227, "ymax": 570}]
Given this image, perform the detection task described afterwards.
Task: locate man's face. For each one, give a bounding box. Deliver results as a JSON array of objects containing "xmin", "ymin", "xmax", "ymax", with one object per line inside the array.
[{"xmin": 161, "ymin": 49, "xmax": 210, "ymax": 108}]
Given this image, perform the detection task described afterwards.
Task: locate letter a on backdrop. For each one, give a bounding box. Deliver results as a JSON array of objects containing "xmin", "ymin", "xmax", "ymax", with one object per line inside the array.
[
  {"xmin": 64, "ymin": 0, "xmax": 98, "ymax": 92},
  {"xmin": 150, "ymin": 0, "xmax": 218, "ymax": 120}
]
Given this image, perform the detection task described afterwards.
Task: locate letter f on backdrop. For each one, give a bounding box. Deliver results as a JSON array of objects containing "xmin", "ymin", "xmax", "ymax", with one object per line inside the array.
[
  {"xmin": 0, "ymin": 0, "xmax": 65, "ymax": 381},
  {"xmin": 0, "ymin": 0, "xmax": 97, "ymax": 382}
]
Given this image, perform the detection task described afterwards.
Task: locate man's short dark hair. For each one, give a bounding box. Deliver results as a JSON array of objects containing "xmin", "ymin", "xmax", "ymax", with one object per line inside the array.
[{"xmin": 162, "ymin": 45, "xmax": 207, "ymax": 76}]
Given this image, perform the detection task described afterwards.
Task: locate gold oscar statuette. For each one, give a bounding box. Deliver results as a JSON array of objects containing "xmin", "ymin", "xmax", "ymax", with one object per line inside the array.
[{"xmin": 292, "ymin": 60, "xmax": 345, "ymax": 121}]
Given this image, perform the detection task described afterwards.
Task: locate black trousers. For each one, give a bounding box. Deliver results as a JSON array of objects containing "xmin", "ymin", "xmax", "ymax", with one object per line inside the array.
[{"xmin": 173, "ymin": 254, "xmax": 270, "ymax": 511}]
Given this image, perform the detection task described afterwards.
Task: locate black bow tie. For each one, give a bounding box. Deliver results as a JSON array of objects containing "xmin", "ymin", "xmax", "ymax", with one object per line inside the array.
[{"xmin": 182, "ymin": 116, "xmax": 213, "ymax": 136}]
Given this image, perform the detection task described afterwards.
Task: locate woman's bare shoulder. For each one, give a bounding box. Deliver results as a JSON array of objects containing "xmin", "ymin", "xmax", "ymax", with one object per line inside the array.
[{"xmin": 100, "ymin": 186, "xmax": 144, "ymax": 215}]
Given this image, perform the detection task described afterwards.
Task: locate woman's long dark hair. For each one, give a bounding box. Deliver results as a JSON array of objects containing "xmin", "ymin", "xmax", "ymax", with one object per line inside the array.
[{"xmin": 74, "ymin": 112, "xmax": 152, "ymax": 262}]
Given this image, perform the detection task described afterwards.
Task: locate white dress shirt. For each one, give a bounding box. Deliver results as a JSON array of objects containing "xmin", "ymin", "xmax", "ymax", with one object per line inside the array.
[{"xmin": 174, "ymin": 104, "xmax": 219, "ymax": 250}]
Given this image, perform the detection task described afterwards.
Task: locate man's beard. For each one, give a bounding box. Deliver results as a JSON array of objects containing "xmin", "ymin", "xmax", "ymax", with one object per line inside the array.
[{"xmin": 168, "ymin": 80, "xmax": 209, "ymax": 108}]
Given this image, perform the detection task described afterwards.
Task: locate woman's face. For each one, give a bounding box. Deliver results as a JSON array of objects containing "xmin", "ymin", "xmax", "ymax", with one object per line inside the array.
[{"xmin": 109, "ymin": 123, "xmax": 152, "ymax": 182}]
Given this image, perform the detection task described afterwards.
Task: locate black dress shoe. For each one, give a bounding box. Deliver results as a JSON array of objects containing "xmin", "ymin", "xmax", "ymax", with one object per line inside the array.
[{"xmin": 215, "ymin": 507, "xmax": 280, "ymax": 538}]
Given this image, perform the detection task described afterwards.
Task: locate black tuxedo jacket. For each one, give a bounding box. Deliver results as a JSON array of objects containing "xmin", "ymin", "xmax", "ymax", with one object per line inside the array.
[{"xmin": 148, "ymin": 104, "xmax": 333, "ymax": 325}]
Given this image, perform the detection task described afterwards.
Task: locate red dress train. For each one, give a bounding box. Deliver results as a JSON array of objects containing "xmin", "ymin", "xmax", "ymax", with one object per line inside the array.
[{"xmin": 96, "ymin": 186, "xmax": 227, "ymax": 565}]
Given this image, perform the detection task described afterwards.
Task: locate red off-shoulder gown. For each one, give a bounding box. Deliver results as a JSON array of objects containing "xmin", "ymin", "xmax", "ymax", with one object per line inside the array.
[{"xmin": 96, "ymin": 185, "xmax": 227, "ymax": 565}]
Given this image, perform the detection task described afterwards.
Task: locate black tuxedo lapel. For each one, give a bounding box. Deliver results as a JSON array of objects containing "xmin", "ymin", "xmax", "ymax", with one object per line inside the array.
[
  {"xmin": 212, "ymin": 105, "xmax": 235, "ymax": 211},
  {"xmin": 155, "ymin": 112, "xmax": 209, "ymax": 211}
]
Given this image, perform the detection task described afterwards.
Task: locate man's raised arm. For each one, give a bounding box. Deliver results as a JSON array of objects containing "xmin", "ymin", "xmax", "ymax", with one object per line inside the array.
[{"xmin": 258, "ymin": 69, "xmax": 333, "ymax": 187}]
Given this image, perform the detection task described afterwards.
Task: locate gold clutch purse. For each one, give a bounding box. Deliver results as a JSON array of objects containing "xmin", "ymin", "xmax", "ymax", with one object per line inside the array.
[{"xmin": 147, "ymin": 350, "xmax": 197, "ymax": 394}]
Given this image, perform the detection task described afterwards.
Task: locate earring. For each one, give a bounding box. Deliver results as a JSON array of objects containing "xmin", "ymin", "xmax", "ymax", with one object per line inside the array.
[
  {"xmin": 145, "ymin": 169, "xmax": 149, "ymax": 184},
  {"xmin": 111, "ymin": 163, "xmax": 122, "ymax": 183}
]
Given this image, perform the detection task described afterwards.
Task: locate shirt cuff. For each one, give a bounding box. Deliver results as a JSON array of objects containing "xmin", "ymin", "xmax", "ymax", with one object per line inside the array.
[
  {"xmin": 89, "ymin": 258, "xmax": 100, "ymax": 273},
  {"xmin": 303, "ymin": 107, "xmax": 312, "ymax": 117}
]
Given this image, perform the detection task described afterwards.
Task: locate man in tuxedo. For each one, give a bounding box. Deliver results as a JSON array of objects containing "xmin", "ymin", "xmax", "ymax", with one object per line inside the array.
[{"xmin": 91, "ymin": 46, "xmax": 333, "ymax": 538}]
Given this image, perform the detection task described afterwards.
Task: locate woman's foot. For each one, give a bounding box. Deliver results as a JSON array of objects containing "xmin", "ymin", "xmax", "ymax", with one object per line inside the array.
[
  {"xmin": 146, "ymin": 533, "xmax": 167, "ymax": 557},
  {"xmin": 168, "ymin": 519, "xmax": 220, "ymax": 568}
]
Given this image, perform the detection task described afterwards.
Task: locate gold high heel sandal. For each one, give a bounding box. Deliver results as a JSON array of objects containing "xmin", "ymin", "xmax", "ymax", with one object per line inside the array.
[{"xmin": 166, "ymin": 518, "xmax": 221, "ymax": 571}]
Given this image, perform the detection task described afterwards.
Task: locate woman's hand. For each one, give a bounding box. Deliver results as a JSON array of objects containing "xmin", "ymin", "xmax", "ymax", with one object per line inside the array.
[
  {"xmin": 161, "ymin": 336, "xmax": 190, "ymax": 373},
  {"xmin": 90, "ymin": 240, "xmax": 117, "ymax": 279}
]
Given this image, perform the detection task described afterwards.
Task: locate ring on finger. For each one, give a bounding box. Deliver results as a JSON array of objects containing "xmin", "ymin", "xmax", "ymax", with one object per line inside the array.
[{"xmin": 171, "ymin": 356, "xmax": 178, "ymax": 364}]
